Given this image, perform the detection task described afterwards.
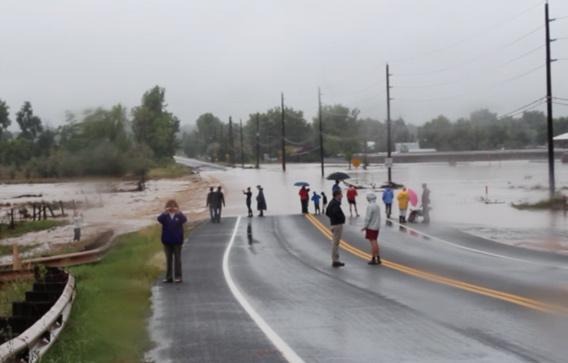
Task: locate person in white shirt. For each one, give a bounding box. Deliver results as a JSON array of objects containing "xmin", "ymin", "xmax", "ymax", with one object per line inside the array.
[
  {"xmin": 72, "ymin": 209, "xmax": 83, "ymax": 242},
  {"xmin": 361, "ymin": 193, "xmax": 382, "ymax": 265}
]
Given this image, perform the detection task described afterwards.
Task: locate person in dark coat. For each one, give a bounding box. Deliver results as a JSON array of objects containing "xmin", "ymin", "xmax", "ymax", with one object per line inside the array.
[
  {"xmin": 321, "ymin": 192, "xmax": 328, "ymax": 211},
  {"xmin": 256, "ymin": 185, "xmax": 267, "ymax": 217},
  {"xmin": 157, "ymin": 199, "xmax": 187, "ymax": 283},
  {"xmin": 214, "ymin": 186, "xmax": 225, "ymax": 222},
  {"xmin": 243, "ymin": 187, "xmax": 253, "ymax": 217},
  {"xmin": 206, "ymin": 187, "xmax": 215, "ymax": 222},
  {"xmin": 325, "ymin": 190, "xmax": 346, "ymax": 268},
  {"xmin": 421, "ymin": 183, "xmax": 431, "ymax": 224}
]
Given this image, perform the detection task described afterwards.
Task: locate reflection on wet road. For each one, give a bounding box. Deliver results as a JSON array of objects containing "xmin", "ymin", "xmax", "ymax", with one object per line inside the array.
[{"xmin": 150, "ymin": 215, "xmax": 568, "ymax": 363}]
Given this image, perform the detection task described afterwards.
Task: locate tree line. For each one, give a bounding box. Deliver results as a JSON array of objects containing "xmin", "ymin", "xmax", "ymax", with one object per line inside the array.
[
  {"xmin": 0, "ymin": 86, "xmax": 179, "ymax": 179},
  {"xmin": 182, "ymin": 105, "xmax": 568, "ymax": 164},
  {"xmin": 182, "ymin": 105, "xmax": 415, "ymax": 163}
]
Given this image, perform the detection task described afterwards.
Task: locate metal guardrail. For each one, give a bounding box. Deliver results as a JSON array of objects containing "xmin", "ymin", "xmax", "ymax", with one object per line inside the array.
[
  {"xmin": 0, "ymin": 273, "xmax": 75, "ymax": 363},
  {"xmin": 0, "ymin": 230, "xmax": 114, "ymax": 282}
]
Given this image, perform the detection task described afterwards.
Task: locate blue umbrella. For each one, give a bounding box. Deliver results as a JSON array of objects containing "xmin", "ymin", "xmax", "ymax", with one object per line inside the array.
[{"xmin": 294, "ymin": 182, "xmax": 310, "ymax": 187}]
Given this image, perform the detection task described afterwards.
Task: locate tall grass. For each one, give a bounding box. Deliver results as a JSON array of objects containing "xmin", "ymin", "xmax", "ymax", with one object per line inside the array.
[{"xmin": 41, "ymin": 226, "xmax": 165, "ymax": 363}]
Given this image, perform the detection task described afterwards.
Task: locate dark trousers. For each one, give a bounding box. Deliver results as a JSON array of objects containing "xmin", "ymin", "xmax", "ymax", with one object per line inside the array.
[
  {"xmin": 314, "ymin": 203, "xmax": 321, "ymax": 215},
  {"xmin": 209, "ymin": 206, "xmax": 215, "ymax": 221},
  {"xmin": 164, "ymin": 244, "xmax": 182, "ymax": 280},
  {"xmin": 213, "ymin": 207, "xmax": 222, "ymax": 222},
  {"xmin": 301, "ymin": 199, "xmax": 309, "ymax": 214},
  {"xmin": 246, "ymin": 202, "xmax": 253, "ymax": 217},
  {"xmin": 385, "ymin": 203, "xmax": 392, "ymax": 218},
  {"xmin": 73, "ymin": 228, "xmax": 81, "ymax": 242}
]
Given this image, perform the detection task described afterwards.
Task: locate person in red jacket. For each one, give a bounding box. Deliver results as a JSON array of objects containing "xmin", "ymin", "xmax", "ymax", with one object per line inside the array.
[
  {"xmin": 346, "ymin": 185, "xmax": 359, "ymax": 217},
  {"xmin": 299, "ymin": 186, "xmax": 310, "ymax": 214}
]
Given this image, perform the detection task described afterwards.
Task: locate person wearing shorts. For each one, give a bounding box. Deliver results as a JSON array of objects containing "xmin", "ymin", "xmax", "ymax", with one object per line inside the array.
[
  {"xmin": 346, "ymin": 185, "xmax": 359, "ymax": 217},
  {"xmin": 362, "ymin": 193, "xmax": 381, "ymax": 265}
]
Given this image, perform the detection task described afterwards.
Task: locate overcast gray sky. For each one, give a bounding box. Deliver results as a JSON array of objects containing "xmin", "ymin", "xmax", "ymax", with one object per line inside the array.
[{"xmin": 1, "ymin": 0, "xmax": 568, "ymax": 129}]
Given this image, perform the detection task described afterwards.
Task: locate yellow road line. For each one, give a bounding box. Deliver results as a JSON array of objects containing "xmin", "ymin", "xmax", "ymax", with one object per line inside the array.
[{"xmin": 305, "ymin": 214, "xmax": 568, "ymax": 315}]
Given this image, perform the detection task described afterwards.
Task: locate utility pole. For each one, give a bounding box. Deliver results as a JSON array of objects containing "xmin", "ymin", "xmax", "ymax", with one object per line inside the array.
[
  {"xmin": 228, "ymin": 116, "xmax": 234, "ymax": 166},
  {"xmin": 545, "ymin": 1, "xmax": 556, "ymax": 198},
  {"xmin": 240, "ymin": 119, "xmax": 244, "ymax": 168},
  {"xmin": 255, "ymin": 113, "xmax": 260, "ymax": 169},
  {"xmin": 281, "ymin": 92, "xmax": 287, "ymax": 172},
  {"xmin": 318, "ymin": 87, "xmax": 325, "ymax": 178},
  {"xmin": 386, "ymin": 64, "xmax": 393, "ymax": 185}
]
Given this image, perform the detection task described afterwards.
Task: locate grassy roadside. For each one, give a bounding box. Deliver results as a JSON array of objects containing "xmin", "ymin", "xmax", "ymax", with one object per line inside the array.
[
  {"xmin": 147, "ymin": 163, "xmax": 193, "ymax": 179},
  {"xmin": 41, "ymin": 226, "xmax": 165, "ymax": 363},
  {"xmin": 0, "ymin": 220, "xmax": 67, "ymax": 240},
  {"xmin": 0, "ymin": 278, "xmax": 34, "ymax": 316}
]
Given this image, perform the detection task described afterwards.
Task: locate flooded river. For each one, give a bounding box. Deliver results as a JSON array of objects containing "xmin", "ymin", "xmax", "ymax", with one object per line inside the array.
[{"xmin": 208, "ymin": 160, "xmax": 568, "ymax": 253}]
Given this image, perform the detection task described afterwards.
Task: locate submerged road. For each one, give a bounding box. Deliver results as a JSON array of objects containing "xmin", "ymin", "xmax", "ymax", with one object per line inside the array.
[{"xmin": 148, "ymin": 214, "xmax": 568, "ymax": 363}]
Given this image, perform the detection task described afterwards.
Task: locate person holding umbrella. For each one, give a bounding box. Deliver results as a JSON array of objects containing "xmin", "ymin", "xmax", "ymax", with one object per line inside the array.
[
  {"xmin": 326, "ymin": 172, "xmax": 350, "ymax": 199},
  {"xmin": 325, "ymin": 190, "xmax": 346, "ymax": 268},
  {"xmin": 397, "ymin": 187, "xmax": 410, "ymax": 223},
  {"xmin": 256, "ymin": 185, "xmax": 267, "ymax": 217},
  {"xmin": 299, "ymin": 185, "xmax": 310, "ymax": 214},
  {"xmin": 362, "ymin": 193, "xmax": 381, "ymax": 265}
]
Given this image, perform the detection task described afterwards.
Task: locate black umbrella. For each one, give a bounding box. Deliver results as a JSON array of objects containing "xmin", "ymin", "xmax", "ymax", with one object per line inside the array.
[{"xmin": 326, "ymin": 172, "xmax": 351, "ymax": 181}]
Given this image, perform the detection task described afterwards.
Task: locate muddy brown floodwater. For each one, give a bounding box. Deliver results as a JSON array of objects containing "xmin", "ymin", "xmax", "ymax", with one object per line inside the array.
[{"xmin": 207, "ymin": 160, "xmax": 568, "ymax": 254}]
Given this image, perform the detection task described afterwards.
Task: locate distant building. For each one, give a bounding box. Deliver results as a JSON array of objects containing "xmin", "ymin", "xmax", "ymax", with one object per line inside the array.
[{"xmin": 395, "ymin": 142, "xmax": 436, "ymax": 153}]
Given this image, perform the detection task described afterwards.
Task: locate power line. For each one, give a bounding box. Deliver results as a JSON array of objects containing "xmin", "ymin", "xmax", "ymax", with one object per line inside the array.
[
  {"xmin": 396, "ymin": 25, "xmax": 545, "ymax": 78},
  {"xmin": 497, "ymin": 96, "xmax": 546, "ymax": 119},
  {"xmin": 391, "ymin": 0, "xmax": 544, "ymax": 65},
  {"xmin": 554, "ymin": 97, "xmax": 568, "ymax": 101},
  {"xmin": 499, "ymin": 44, "xmax": 545, "ymax": 66},
  {"xmin": 496, "ymin": 63, "xmax": 545, "ymax": 84}
]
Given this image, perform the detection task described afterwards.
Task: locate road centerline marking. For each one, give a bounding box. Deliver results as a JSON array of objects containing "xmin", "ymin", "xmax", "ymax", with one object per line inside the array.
[
  {"xmin": 222, "ymin": 216, "xmax": 305, "ymax": 363},
  {"xmin": 305, "ymin": 214, "xmax": 567, "ymax": 315}
]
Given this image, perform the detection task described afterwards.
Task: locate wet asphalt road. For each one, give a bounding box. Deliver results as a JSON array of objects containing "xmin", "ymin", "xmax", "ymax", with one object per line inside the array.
[{"xmin": 149, "ymin": 215, "xmax": 568, "ymax": 363}]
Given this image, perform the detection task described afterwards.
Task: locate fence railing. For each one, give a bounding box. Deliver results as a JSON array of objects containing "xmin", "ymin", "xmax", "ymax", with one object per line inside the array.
[{"xmin": 0, "ymin": 272, "xmax": 75, "ymax": 363}]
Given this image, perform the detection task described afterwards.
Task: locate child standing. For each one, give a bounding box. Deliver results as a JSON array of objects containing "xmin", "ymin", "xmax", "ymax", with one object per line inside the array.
[
  {"xmin": 157, "ymin": 200, "xmax": 187, "ymax": 283},
  {"xmin": 311, "ymin": 191, "xmax": 322, "ymax": 215},
  {"xmin": 72, "ymin": 209, "xmax": 83, "ymax": 242}
]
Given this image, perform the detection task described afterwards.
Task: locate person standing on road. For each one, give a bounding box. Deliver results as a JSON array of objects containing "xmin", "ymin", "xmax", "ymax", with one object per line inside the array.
[
  {"xmin": 382, "ymin": 187, "xmax": 394, "ymax": 219},
  {"xmin": 299, "ymin": 186, "xmax": 310, "ymax": 214},
  {"xmin": 214, "ymin": 186, "xmax": 225, "ymax": 223},
  {"xmin": 397, "ymin": 187, "xmax": 410, "ymax": 224},
  {"xmin": 321, "ymin": 192, "xmax": 328, "ymax": 211},
  {"xmin": 311, "ymin": 191, "xmax": 322, "ymax": 215},
  {"xmin": 325, "ymin": 190, "xmax": 346, "ymax": 268},
  {"xmin": 157, "ymin": 200, "xmax": 187, "ymax": 283},
  {"xmin": 346, "ymin": 185, "xmax": 359, "ymax": 217},
  {"xmin": 332, "ymin": 180, "xmax": 342, "ymax": 197},
  {"xmin": 206, "ymin": 187, "xmax": 215, "ymax": 222},
  {"xmin": 256, "ymin": 185, "xmax": 267, "ymax": 217},
  {"xmin": 243, "ymin": 187, "xmax": 253, "ymax": 217},
  {"xmin": 72, "ymin": 209, "xmax": 83, "ymax": 242},
  {"xmin": 421, "ymin": 183, "xmax": 431, "ymax": 224},
  {"xmin": 362, "ymin": 193, "xmax": 382, "ymax": 265}
]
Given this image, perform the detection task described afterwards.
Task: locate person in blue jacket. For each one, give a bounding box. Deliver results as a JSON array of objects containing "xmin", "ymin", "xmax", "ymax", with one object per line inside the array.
[
  {"xmin": 157, "ymin": 199, "xmax": 187, "ymax": 283},
  {"xmin": 382, "ymin": 187, "xmax": 394, "ymax": 219},
  {"xmin": 311, "ymin": 191, "xmax": 322, "ymax": 215}
]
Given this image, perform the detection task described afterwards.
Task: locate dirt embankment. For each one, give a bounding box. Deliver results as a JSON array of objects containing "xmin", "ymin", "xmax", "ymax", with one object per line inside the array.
[{"xmin": 0, "ymin": 174, "xmax": 217, "ymax": 263}]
